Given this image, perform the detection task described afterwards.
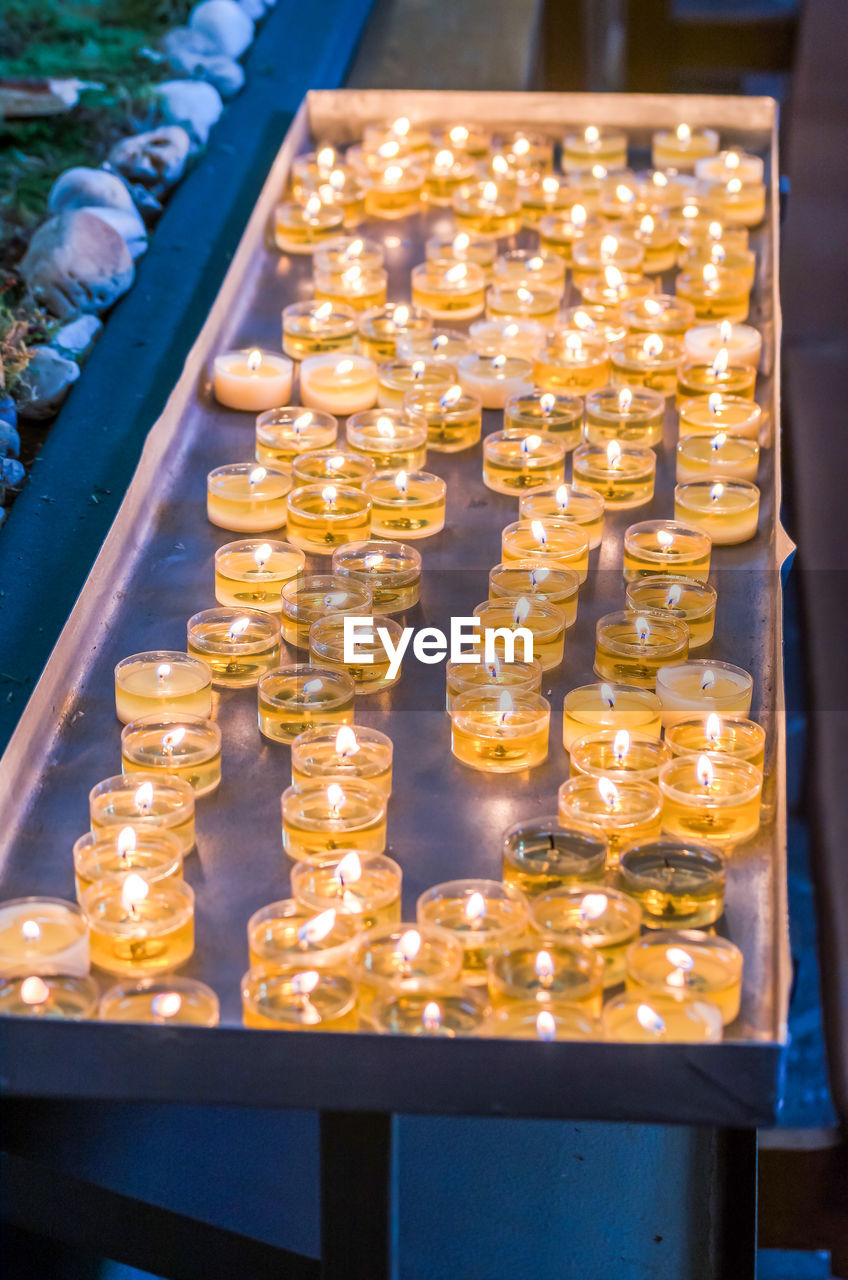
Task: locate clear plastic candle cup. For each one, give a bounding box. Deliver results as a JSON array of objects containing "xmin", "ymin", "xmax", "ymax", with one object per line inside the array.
[
  {"xmin": 120, "ymin": 713, "xmax": 222, "ymax": 795},
  {"xmin": 291, "ymin": 449, "xmax": 376, "ymax": 490},
  {"xmin": 676, "ymin": 432, "xmax": 760, "ymax": 484},
  {"xmin": 679, "ymin": 394, "xmax": 763, "ymax": 441},
  {"xmin": 469, "ymin": 318, "xmax": 548, "ymax": 362},
  {"xmin": 594, "ymin": 610, "xmax": 690, "ymax": 689},
  {"xmin": 241, "ymin": 965, "xmax": 358, "ymax": 1030},
  {"xmin": 362, "ymin": 469, "xmax": 447, "ymax": 539},
  {"xmin": 625, "ymin": 576, "xmax": 717, "ymax": 650},
  {"xmin": 309, "ymin": 613, "xmax": 405, "ymax": 694},
  {"xmin": 280, "ymin": 573, "xmax": 372, "ymax": 649},
  {"xmin": 677, "ymin": 352, "xmax": 756, "ymax": 404},
  {"xmin": 485, "ymin": 999, "xmax": 600, "ymax": 1041},
  {"xmin": 403, "ymin": 384, "xmax": 482, "ymax": 453},
  {"xmin": 602, "ymin": 990, "xmax": 723, "ymax": 1042},
  {"xmin": 501, "ymin": 518, "xmax": 589, "ymax": 580},
  {"xmin": 674, "ymin": 478, "xmax": 760, "ymax": 544},
  {"xmin": 186, "ymin": 608, "xmax": 281, "ymax": 688},
  {"xmin": 487, "ymin": 940, "xmax": 604, "ymax": 1013},
  {"xmin": 505, "ymin": 390, "xmax": 584, "ymax": 450},
  {"xmin": 73, "ymin": 827, "xmax": 183, "ymax": 901},
  {"xmin": 312, "ymin": 234, "xmax": 384, "ymax": 276},
  {"xmin": 488, "ymin": 562, "xmax": 580, "ymax": 627},
  {"xmin": 214, "ymin": 539, "xmax": 305, "ymax": 610},
  {"xmin": 206, "ymin": 463, "xmax": 291, "ymax": 532},
  {"xmin": 291, "ymin": 724, "xmax": 393, "ymax": 796},
  {"xmin": 665, "ymin": 713, "xmax": 765, "ymax": 770},
  {"xmin": 572, "ymin": 440, "xmax": 656, "ymax": 509},
  {"xmin": 377, "ymin": 359, "xmax": 455, "ymax": 410},
  {"xmin": 114, "ymin": 652, "xmax": 213, "ymax": 725},
  {"xmin": 519, "ymin": 484, "xmax": 605, "ymax": 549},
  {"xmin": 569, "ymin": 729, "xmax": 671, "ymax": 784},
  {"xmin": 583, "ymin": 385, "xmax": 666, "ymax": 446},
  {"xmin": 348, "ymin": 922, "xmax": 464, "ymax": 1006},
  {"xmin": 257, "ymin": 664, "xmax": 355, "ymax": 743},
  {"xmin": 291, "ymin": 849, "xmax": 400, "ymax": 928},
  {"xmin": 450, "ymin": 687, "xmax": 551, "ymax": 772},
  {"xmin": 534, "ymin": 333, "xmax": 611, "ymax": 395},
  {"xmin": 286, "ymin": 483, "xmax": 372, "ymax": 554},
  {"xmin": 254, "ymin": 407, "xmax": 338, "ymax": 469},
  {"xmin": 473, "ymin": 596, "xmax": 566, "ymax": 672},
  {"xmin": 486, "ymin": 284, "xmax": 560, "ymax": 326},
  {"xmin": 282, "ymin": 775, "xmax": 388, "ymax": 861},
  {"xmin": 416, "ymin": 879, "xmax": 530, "ymax": 984},
  {"xmin": 100, "ymin": 975, "xmax": 220, "ymax": 1026},
  {"xmin": 622, "ymin": 520, "xmax": 712, "ymax": 582},
  {"xmin": 658, "ymin": 753, "xmax": 763, "ymax": 845},
  {"xmin": 482, "ymin": 430, "xmax": 566, "ymax": 495},
  {"xmin": 0, "ymin": 897, "xmax": 90, "ymax": 978},
  {"xmin": 273, "ymin": 196, "xmax": 345, "ymax": 253},
  {"xmin": 563, "ymin": 682, "xmax": 662, "ymax": 750},
  {"xmin": 501, "ymin": 818, "xmax": 608, "ymax": 895},
  {"xmin": 366, "ymin": 986, "xmax": 490, "ymax": 1037},
  {"xmin": 625, "ymin": 929, "xmax": 742, "ymax": 1024},
  {"xmin": 314, "ymin": 264, "xmax": 388, "ymax": 312},
  {"xmin": 529, "ymin": 885, "xmax": 642, "ymax": 986},
  {"xmin": 331, "ymin": 539, "xmax": 421, "ymax": 613},
  {"xmin": 357, "ymin": 302, "xmax": 432, "ymax": 362},
  {"xmin": 571, "ymin": 232, "xmax": 645, "ymax": 285},
  {"xmin": 0, "ymin": 973, "xmax": 99, "ymax": 1019},
  {"xmin": 444, "ymin": 655, "xmax": 543, "ymax": 713},
  {"xmin": 89, "ymin": 772, "xmax": 195, "ymax": 855},
  {"xmin": 397, "ymin": 327, "xmax": 470, "ymax": 366},
  {"xmin": 652, "ymin": 123, "xmax": 718, "ymax": 171},
  {"xmin": 452, "ymin": 180, "xmax": 523, "ymax": 238},
  {"xmin": 346, "ymin": 409, "xmax": 429, "ymax": 472},
  {"xmin": 411, "ymin": 261, "xmax": 487, "ymax": 320},
  {"xmin": 563, "ymin": 125, "xmax": 627, "ymax": 173},
  {"xmin": 621, "ymin": 292, "xmax": 696, "ymax": 337},
  {"xmin": 618, "ymin": 837, "xmax": 726, "ymax": 929},
  {"xmin": 558, "ymin": 774, "xmax": 663, "ymax": 862},
  {"xmin": 655, "ymin": 659, "xmax": 753, "ymax": 727},
  {"xmin": 610, "ymin": 333, "xmax": 683, "ymax": 398},
  {"xmin": 82, "ymin": 876, "xmax": 195, "ymax": 977},
  {"xmin": 246, "ymin": 899, "xmax": 361, "ymax": 972}
]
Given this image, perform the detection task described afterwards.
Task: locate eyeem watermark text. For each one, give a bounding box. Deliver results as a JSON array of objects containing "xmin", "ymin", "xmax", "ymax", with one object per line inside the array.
[{"xmin": 343, "ymin": 616, "xmax": 534, "ymax": 681}]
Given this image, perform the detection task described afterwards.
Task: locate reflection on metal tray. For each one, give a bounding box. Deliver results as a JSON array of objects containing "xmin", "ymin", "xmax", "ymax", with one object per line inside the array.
[{"xmin": 0, "ymin": 91, "xmax": 789, "ymax": 1124}]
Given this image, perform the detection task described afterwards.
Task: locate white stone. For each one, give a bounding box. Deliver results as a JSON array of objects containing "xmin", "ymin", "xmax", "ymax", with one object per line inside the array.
[
  {"xmin": 162, "ymin": 29, "xmax": 245, "ymax": 98},
  {"xmin": 237, "ymin": 0, "xmax": 267, "ymax": 18},
  {"xmin": 48, "ymin": 166, "xmax": 135, "ymax": 215},
  {"xmin": 0, "ymin": 459, "xmax": 26, "ymax": 487},
  {"xmin": 155, "ymin": 80, "xmax": 223, "ymax": 147},
  {"xmin": 51, "ymin": 314, "xmax": 103, "ymax": 363},
  {"xmin": 21, "ymin": 210, "xmax": 135, "ymax": 318},
  {"xmin": 198, "ymin": 55, "xmax": 245, "ymax": 98},
  {"xmin": 189, "ymin": 0, "xmax": 254, "ymax": 57},
  {"xmin": 79, "ymin": 205, "xmax": 148, "ymax": 259},
  {"xmin": 108, "ymin": 126, "xmax": 191, "ymax": 191},
  {"xmin": 14, "ymin": 346, "xmax": 81, "ymax": 420}
]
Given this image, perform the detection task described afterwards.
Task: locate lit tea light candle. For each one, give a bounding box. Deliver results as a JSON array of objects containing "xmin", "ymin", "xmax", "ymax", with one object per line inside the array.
[
  {"xmin": 695, "ymin": 148, "xmax": 764, "ymax": 185},
  {"xmin": 345, "ymin": 409, "xmax": 427, "ymax": 472},
  {"xmin": 410, "ymin": 262, "xmax": 487, "ymax": 320},
  {"xmin": 677, "ymin": 347, "xmax": 756, "ymax": 403},
  {"xmin": 656, "ymin": 659, "xmax": 753, "ymax": 727},
  {"xmin": 572, "ymin": 439, "xmax": 656, "ymax": 508},
  {"xmin": 364, "ymin": 115, "xmax": 430, "ymax": 153},
  {"xmin": 610, "ymin": 333, "xmax": 683, "ymax": 398},
  {"xmin": 0, "ymin": 898, "xmax": 90, "ymax": 977},
  {"xmin": 291, "ymin": 144, "xmax": 347, "ymax": 188},
  {"xmin": 206, "ymin": 463, "xmax": 291, "ymax": 532},
  {"xmin": 396, "ymin": 326, "xmax": 470, "ymax": 366},
  {"xmin": 187, "ymin": 608, "xmax": 281, "ymax": 687},
  {"xmin": 498, "ymin": 127, "xmax": 554, "ymax": 171},
  {"xmin": 89, "ymin": 773, "xmax": 195, "ymax": 854},
  {"xmin": 416, "ymin": 879, "xmax": 529, "ymax": 983},
  {"xmin": 486, "ymin": 284, "xmax": 560, "ymax": 326},
  {"xmin": 501, "ymin": 818, "xmax": 607, "ymax": 896},
  {"xmin": 482, "ymin": 430, "xmax": 566, "ymax": 495},
  {"xmin": 530, "ymin": 886, "xmax": 643, "ymax": 985},
  {"xmin": 365, "ymin": 160, "xmax": 425, "ymax": 219},
  {"xmin": 282, "ymin": 775, "xmax": 388, "ymax": 860},
  {"xmin": 602, "ymin": 990, "xmax": 723, "ymax": 1041},
  {"xmin": 453, "ymin": 179, "xmax": 523, "ymax": 237},
  {"xmin": 487, "ymin": 940, "xmax": 604, "ymax": 1013},
  {"xmin": 485, "ymin": 999, "xmax": 600, "ymax": 1041},
  {"xmin": 679, "ymin": 240, "xmax": 756, "ymax": 288},
  {"xmin": 701, "ymin": 176, "xmax": 766, "ymax": 228},
  {"xmin": 562, "ymin": 124, "xmax": 627, "ymax": 173},
  {"xmin": 425, "ymin": 230, "xmax": 497, "ymax": 274},
  {"xmin": 493, "ymin": 248, "xmax": 567, "ymax": 295},
  {"xmin": 595, "ymin": 610, "xmax": 690, "ymax": 688},
  {"xmin": 300, "ymin": 353, "xmax": 379, "ymax": 414},
  {"xmin": 274, "ymin": 194, "xmax": 345, "ymax": 253},
  {"xmin": 257, "ymin": 664, "xmax": 355, "ymax": 743},
  {"xmin": 403, "ymin": 383, "xmax": 483, "ymax": 452},
  {"xmin": 213, "ymin": 348, "xmax": 293, "ymax": 411},
  {"xmin": 622, "ymin": 519, "xmax": 712, "ymax": 581},
  {"xmin": 538, "ymin": 202, "xmax": 596, "ymax": 262},
  {"xmin": 633, "ymin": 167, "xmax": 688, "ymax": 209},
  {"xmin": 621, "ymin": 292, "xmax": 696, "ymax": 337},
  {"xmin": 254, "ymin": 407, "xmax": 338, "ymax": 469},
  {"xmin": 488, "ymin": 562, "xmax": 580, "ymax": 627},
  {"xmin": 114, "ymin": 652, "xmax": 212, "ymax": 725},
  {"xmin": 534, "ymin": 333, "xmax": 611, "ymax": 395},
  {"xmin": 377, "ymin": 358, "xmax": 454, "ymax": 409},
  {"xmin": 363, "ymin": 468, "xmax": 446, "ymax": 538},
  {"xmin": 652, "ymin": 121, "xmax": 718, "ymax": 170},
  {"xmin": 521, "ymin": 174, "xmax": 578, "ymax": 226},
  {"xmin": 629, "ymin": 213, "xmax": 677, "ymax": 273},
  {"xmin": 659, "ymin": 753, "xmax": 763, "ymax": 845},
  {"xmin": 0, "ymin": 972, "xmax": 99, "ymax": 1019},
  {"xmin": 580, "ymin": 266, "xmax": 657, "ymax": 316},
  {"xmin": 286, "ymin": 482, "xmax": 372, "ymax": 554},
  {"xmin": 357, "ymin": 302, "xmax": 432, "ymax": 362},
  {"xmin": 214, "ymin": 538, "xmax": 305, "ymax": 610},
  {"xmin": 241, "ymin": 965, "xmax": 358, "ymax": 1030},
  {"xmin": 313, "ymin": 234, "xmax": 385, "ymax": 277},
  {"xmin": 247, "ymin": 899, "xmax": 360, "ymax": 972},
  {"xmin": 676, "ymin": 263, "xmax": 751, "ymax": 323},
  {"xmin": 571, "ymin": 232, "xmax": 645, "ymax": 285},
  {"xmin": 291, "ymin": 449, "xmax": 375, "ymax": 490},
  {"xmin": 82, "ymin": 873, "xmax": 194, "ymax": 977},
  {"xmin": 684, "ymin": 319, "xmax": 762, "ymax": 369},
  {"xmin": 563, "ymin": 682, "xmax": 662, "ymax": 750},
  {"xmin": 280, "ymin": 573, "xmax": 372, "ymax": 649},
  {"xmin": 555, "ymin": 304, "xmax": 626, "ymax": 346},
  {"xmin": 314, "ymin": 264, "xmax": 388, "ymax": 313},
  {"xmin": 349, "ymin": 922, "xmax": 464, "ymax": 1006},
  {"xmin": 291, "ymin": 849, "xmax": 400, "ymax": 927},
  {"xmin": 309, "ymin": 612, "xmax": 405, "ymax": 695},
  {"xmin": 679, "ymin": 392, "xmax": 763, "ymax": 440},
  {"xmin": 282, "ymin": 300, "xmax": 358, "ymax": 361},
  {"xmin": 456, "ymin": 353, "xmax": 533, "ymax": 409},
  {"xmin": 469, "ymin": 318, "xmax": 548, "ymax": 363},
  {"xmin": 444, "ymin": 654, "xmax": 543, "ymax": 713},
  {"xmin": 677, "ymin": 216, "xmax": 750, "ymax": 260},
  {"xmin": 73, "ymin": 827, "xmax": 183, "ymax": 900},
  {"xmin": 618, "ymin": 838, "xmax": 726, "ymax": 929},
  {"xmin": 665, "ymin": 712, "xmax": 765, "ymax": 769},
  {"xmin": 501, "ymin": 518, "xmax": 589, "ymax": 580},
  {"xmin": 558, "ymin": 775, "xmax": 663, "ymax": 862},
  {"xmin": 120, "ymin": 714, "xmax": 221, "ymax": 795},
  {"xmin": 625, "ymin": 576, "xmax": 717, "ymax": 649},
  {"xmin": 518, "ymin": 483, "xmax": 605, "ymax": 549},
  {"xmin": 473, "ymin": 595, "xmax": 566, "ymax": 671},
  {"xmin": 676, "ymin": 431, "xmax": 759, "ymax": 483},
  {"xmin": 422, "ymin": 147, "xmax": 475, "ymax": 204},
  {"xmin": 597, "ymin": 177, "xmax": 643, "ymax": 221},
  {"xmin": 674, "ymin": 478, "xmax": 760, "ymax": 544},
  {"xmin": 569, "ymin": 728, "xmax": 671, "ymax": 783},
  {"xmin": 626, "ymin": 929, "xmax": 743, "ymax": 1023},
  {"xmin": 291, "ymin": 723, "xmax": 393, "ymax": 795},
  {"xmin": 304, "ymin": 169, "xmax": 367, "ymax": 229},
  {"xmin": 99, "ymin": 975, "xmax": 220, "ymax": 1025},
  {"xmin": 583, "ymin": 385, "xmax": 666, "ymax": 445},
  {"xmin": 450, "ymin": 686, "xmax": 551, "ymax": 772},
  {"xmin": 367, "ymin": 987, "xmax": 489, "ymax": 1037},
  {"xmin": 331, "ymin": 538, "xmax": 421, "ymax": 613},
  {"xmin": 504, "ymin": 390, "xmax": 584, "ymax": 448}
]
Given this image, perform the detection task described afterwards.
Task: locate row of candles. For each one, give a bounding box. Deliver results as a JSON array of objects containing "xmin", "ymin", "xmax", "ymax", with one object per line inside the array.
[{"xmin": 0, "ymin": 117, "xmax": 771, "ymax": 1042}]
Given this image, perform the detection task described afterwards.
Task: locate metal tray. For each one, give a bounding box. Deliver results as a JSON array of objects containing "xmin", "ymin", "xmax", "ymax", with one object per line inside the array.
[{"xmin": 0, "ymin": 91, "xmax": 790, "ymax": 1125}]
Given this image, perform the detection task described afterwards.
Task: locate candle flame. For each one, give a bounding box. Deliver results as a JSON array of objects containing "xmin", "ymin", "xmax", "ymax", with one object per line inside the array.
[
  {"xmin": 600, "ymin": 234, "xmax": 619, "ymax": 259},
  {"xmin": 410, "ymin": 360, "xmax": 427, "ymax": 379},
  {"xmin": 291, "ymin": 969, "xmax": 321, "ymax": 995},
  {"xmin": 618, "ymin": 387, "xmax": 633, "ymax": 413},
  {"xmin": 534, "ymin": 949, "xmax": 555, "ymax": 983},
  {"xmin": 708, "ymin": 392, "xmax": 723, "ymax": 414},
  {"xmin": 298, "ymin": 909, "xmax": 337, "ymax": 946},
  {"xmin": 542, "ymin": 176, "xmax": 560, "ymax": 195},
  {"xmin": 696, "ymin": 753, "xmax": 714, "ymax": 789},
  {"xmin": 613, "ymin": 729, "xmax": 630, "ymax": 762},
  {"xmin": 376, "ymin": 415, "xmax": 396, "ymax": 438},
  {"xmin": 383, "ymin": 164, "xmax": 403, "ymax": 185},
  {"xmin": 521, "ymin": 434, "xmax": 542, "ymax": 455},
  {"xmin": 725, "ymin": 151, "xmax": 740, "ymax": 170},
  {"xmin": 440, "ymin": 385, "xmax": 463, "ymax": 409},
  {"xmin": 343, "ymin": 238, "xmax": 364, "ymax": 259},
  {"xmin": 540, "ymin": 393, "xmax": 556, "ymax": 414},
  {"xmin": 482, "ymin": 181, "xmax": 498, "ymax": 205},
  {"xmin": 247, "ymin": 349, "xmax": 262, "ymax": 373},
  {"xmin": 584, "ymin": 125, "xmax": 600, "ymax": 145},
  {"xmin": 335, "ymin": 357, "xmax": 355, "ymax": 376},
  {"xmin": 572, "ymin": 203, "xmax": 588, "ymax": 228},
  {"xmin": 314, "ymin": 299, "xmax": 335, "ymax": 322},
  {"xmin": 398, "ymin": 929, "xmax": 422, "ymax": 963},
  {"xmin": 432, "ymin": 333, "xmax": 449, "ymax": 348},
  {"xmin": 156, "ymin": 662, "xmax": 171, "ymax": 681},
  {"xmin": 316, "ymin": 146, "xmax": 335, "ymax": 169},
  {"xmin": 711, "ymin": 432, "xmax": 728, "ymax": 452},
  {"xmin": 326, "ymin": 456, "xmax": 345, "ymax": 472},
  {"xmin": 394, "ymin": 469, "xmax": 409, "ymax": 495},
  {"xmin": 657, "ymin": 528, "xmax": 674, "ymax": 550},
  {"xmin": 637, "ymin": 1003, "xmax": 666, "ymax": 1035},
  {"xmin": 598, "ymin": 776, "xmax": 619, "ymax": 808},
  {"xmin": 635, "ymin": 614, "xmax": 651, "ymax": 643},
  {"xmin": 711, "ymin": 243, "xmax": 727, "ymax": 265},
  {"xmin": 329, "ymin": 170, "xmax": 346, "ymax": 191},
  {"xmin": 682, "ymin": 203, "xmax": 699, "ymax": 220},
  {"xmin": 580, "ymin": 892, "xmax": 608, "ymax": 922},
  {"xmin": 652, "ymin": 171, "xmax": 668, "ymax": 187},
  {"xmin": 117, "ymin": 826, "xmax": 137, "ymax": 857},
  {"xmin": 643, "ymin": 334, "xmax": 664, "ymax": 359},
  {"xmin": 498, "ymin": 689, "xmax": 515, "ymax": 724},
  {"xmin": 392, "ymin": 304, "xmax": 410, "ymax": 326},
  {"xmin": 21, "ymin": 919, "xmax": 41, "ymax": 943},
  {"xmin": 603, "ymin": 265, "xmax": 624, "ymax": 289},
  {"xmin": 503, "ymin": 323, "xmax": 519, "ymax": 339},
  {"xmin": 565, "ymin": 333, "xmax": 583, "ymax": 355},
  {"xmin": 253, "ymin": 542, "xmax": 273, "ymax": 568},
  {"xmin": 725, "ymin": 177, "xmax": 743, "ymax": 196},
  {"xmin": 639, "ymin": 214, "xmax": 655, "ymax": 235},
  {"xmin": 616, "ymin": 185, "xmax": 635, "ymax": 206},
  {"xmin": 706, "ymin": 712, "xmax": 722, "ymax": 743},
  {"xmin": 227, "ymin": 616, "xmax": 251, "ymax": 641},
  {"xmin": 486, "ymin": 654, "xmax": 502, "ymax": 678},
  {"xmin": 449, "ymin": 125, "xmax": 469, "ymax": 144},
  {"xmin": 710, "ymin": 347, "xmax": 729, "ymax": 376},
  {"xmin": 708, "ymin": 220, "xmax": 724, "ymax": 240},
  {"xmin": 701, "ymin": 667, "xmax": 717, "ymax": 691},
  {"xmin": 444, "ymin": 263, "xmax": 467, "ymax": 284},
  {"xmin": 248, "ymin": 466, "xmax": 267, "ymax": 486},
  {"xmin": 422, "ymin": 1000, "xmax": 442, "ymax": 1032},
  {"xmin": 530, "ymin": 519, "xmax": 548, "ymax": 547},
  {"xmin": 134, "ymin": 781, "xmax": 154, "ymax": 814},
  {"xmin": 452, "ymin": 232, "xmax": 470, "ymax": 252},
  {"xmin": 326, "ymin": 783, "xmax": 346, "ymax": 816},
  {"xmin": 606, "ymin": 440, "xmax": 622, "ymax": 469},
  {"xmin": 322, "ymin": 485, "xmax": 338, "ymax": 505},
  {"xmin": 491, "ymin": 354, "xmax": 507, "ymax": 371},
  {"xmin": 512, "ymin": 597, "xmax": 531, "ymax": 626},
  {"xmin": 572, "ymin": 309, "xmax": 594, "ymax": 331},
  {"xmin": 667, "ymin": 945, "xmax": 695, "ymax": 972},
  {"xmin": 363, "ymin": 552, "xmax": 384, "ymax": 569},
  {"xmin": 341, "ymin": 265, "xmax": 362, "ymax": 288},
  {"xmin": 536, "ymin": 1009, "xmax": 557, "ymax": 1041},
  {"xmin": 334, "ymin": 725, "xmax": 359, "ymax": 757},
  {"xmin": 121, "ymin": 873, "xmax": 149, "ymax": 914},
  {"xmin": 151, "ymin": 991, "xmax": 183, "ymax": 1019},
  {"xmin": 302, "ymin": 677, "xmax": 323, "ymax": 696},
  {"xmin": 516, "ymin": 286, "xmax": 533, "ymax": 304},
  {"xmin": 601, "ymin": 683, "xmax": 616, "ymax": 708},
  {"xmin": 643, "ymin": 297, "xmax": 662, "ymax": 316},
  {"xmin": 709, "ymin": 482, "xmax": 725, "ymax": 502},
  {"xmin": 492, "ymin": 155, "xmax": 509, "ymax": 175},
  {"xmin": 21, "ymin": 975, "xmax": 50, "ymax": 1006},
  {"xmin": 676, "ymin": 122, "xmax": 691, "ymax": 142},
  {"xmin": 391, "ymin": 116, "xmax": 410, "ymax": 137},
  {"xmin": 665, "ymin": 583, "xmax": 683, "ymax": 608},
  {"xmin": 162, "ymin": 727, "xmax": 186, "ymax": 755},
  {"xmin": 304, "ymin": 194, "xmax": 323, "ymax": 219},
  {"xmin": 434, "ymin": 148, "xmax": 454, "ymax": 170},
  {"xmin": 335, "ymin": 852, "xmax": 362, "ymax": 886},
  {"xmin": 465, "ymin": 891, "xmax": 487, "ymax": 922}
]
